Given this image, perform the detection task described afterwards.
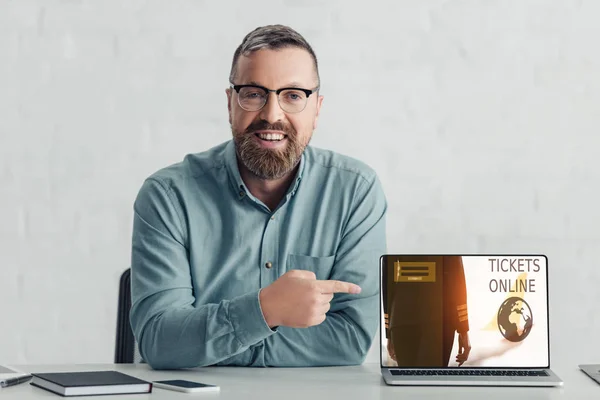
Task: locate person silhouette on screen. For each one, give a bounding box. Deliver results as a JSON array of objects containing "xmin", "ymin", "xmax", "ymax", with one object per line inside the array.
[{"xmin": 383, "ymin": 255, "xmax": 471, "ymax": 367}]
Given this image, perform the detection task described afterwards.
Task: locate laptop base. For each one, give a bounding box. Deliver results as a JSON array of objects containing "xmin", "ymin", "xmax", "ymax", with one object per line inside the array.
[
  {"xmin": 382, "ymin": 368, "xmax": 564, "ymax": 387},
  {"xmin": 579, "ymin": 364, "xmax": 600, "ymax": 385}
]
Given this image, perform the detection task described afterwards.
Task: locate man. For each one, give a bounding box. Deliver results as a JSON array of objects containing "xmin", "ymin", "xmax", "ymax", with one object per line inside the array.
[
  {"xmin": 383, "ymin": 256, "xmax": 471, "ymax": 367},
  {"xmin": 129, "ymin": 25, "xmax": 387, "ymax": 369}
]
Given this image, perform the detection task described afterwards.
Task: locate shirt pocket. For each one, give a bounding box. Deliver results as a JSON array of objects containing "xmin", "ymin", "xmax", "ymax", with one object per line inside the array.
[{"xmin": 286, "ymin": 253, "xmax": 336, "ymax": 281}]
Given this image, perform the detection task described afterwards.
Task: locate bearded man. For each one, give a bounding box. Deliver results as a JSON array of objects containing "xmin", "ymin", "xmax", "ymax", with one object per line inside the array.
[{"xmin": 129, "ymin": 24, "xmax": 388, "ymax": 369}]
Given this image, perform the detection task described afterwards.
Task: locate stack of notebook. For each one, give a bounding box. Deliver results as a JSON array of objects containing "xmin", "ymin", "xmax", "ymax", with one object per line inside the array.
[{"xmin": 30, "ymin": 370, "xmax": 152, "ymax": 397}]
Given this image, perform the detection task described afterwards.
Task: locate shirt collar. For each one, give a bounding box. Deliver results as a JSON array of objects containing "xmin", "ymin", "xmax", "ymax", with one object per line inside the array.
[
  {"xmin": 224, "ymin": 139, "xmax": 306, "ymax": 201},
  {"xmin": 286, "ymin": 149, "xmax": 305, "ymax": 198},
  {"xmin": 224, "ymin": 140, "xmax": 248, "ymax": 200}
]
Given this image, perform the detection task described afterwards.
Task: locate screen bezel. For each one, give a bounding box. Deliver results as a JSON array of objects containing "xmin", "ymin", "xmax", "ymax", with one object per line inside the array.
[{"xmin": 379, "ymin": 253, "xmax": 551, "ymax": 369}]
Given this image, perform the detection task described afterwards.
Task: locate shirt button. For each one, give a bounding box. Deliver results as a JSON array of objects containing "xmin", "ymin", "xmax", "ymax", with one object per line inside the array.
[
  {"xmin": 265, "ymin": 262, "xmax": 272, "ymax": 269},
  {"xmin": 239, "ymin": 191, "xmax": 245, "ymax": 197},
  {"xmin": 270, "ymin": 215, "xmax": 275, "ymax": 220}
]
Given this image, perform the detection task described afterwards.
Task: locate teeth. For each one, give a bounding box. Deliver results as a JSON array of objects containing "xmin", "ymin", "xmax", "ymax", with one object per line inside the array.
[{"xmin": 258, "ymin": 133, "xmax": 284, "ymax": 141}]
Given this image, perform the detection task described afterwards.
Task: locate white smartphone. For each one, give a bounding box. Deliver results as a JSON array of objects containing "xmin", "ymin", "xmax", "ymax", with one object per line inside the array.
[{"xmin": 152, "ymin": 379, "xmax": 220, "ymax": 393}]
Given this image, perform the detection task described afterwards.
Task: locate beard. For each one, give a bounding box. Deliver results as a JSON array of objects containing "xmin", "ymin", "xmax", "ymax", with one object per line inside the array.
[{"xmin": 232, "ymin": 120, "xmax": 310, "ymax": 180}]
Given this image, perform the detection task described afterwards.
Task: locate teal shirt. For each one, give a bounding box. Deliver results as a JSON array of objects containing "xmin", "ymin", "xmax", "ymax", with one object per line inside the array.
[{"xmin": 130, "ymin": 139, "xmax": 387, "ymax": 369}]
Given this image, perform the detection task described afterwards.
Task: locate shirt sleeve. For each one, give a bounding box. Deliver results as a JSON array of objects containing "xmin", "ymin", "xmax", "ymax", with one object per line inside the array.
[
  {"xmin": 382, "ymin": 258, "xmax": 390, "ymax": 339},
  {"xmin": 454, "ymin": 256, "xmax": 470, "ymax": 333},
  {"xmin": 444, "ymin": 256, "xmax": 470, "ymax": 334},
  {"xmin": 129, "ymin": 178, "xmax": 276, "ymax": 370},
  {"xmin": 261, "ymin": 173, "xmax": 388, "ymax": 366}
]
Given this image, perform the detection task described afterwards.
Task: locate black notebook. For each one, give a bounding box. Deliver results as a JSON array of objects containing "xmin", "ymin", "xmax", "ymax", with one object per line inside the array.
[{"xmin": 30, "ymin": 370, "xmax": 152, "ymax": 397}]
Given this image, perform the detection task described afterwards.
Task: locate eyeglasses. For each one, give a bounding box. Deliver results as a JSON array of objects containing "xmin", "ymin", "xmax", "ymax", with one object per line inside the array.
[{"xmin": 230, "ymin": 83, "xmax": 319, "ymax": 114}]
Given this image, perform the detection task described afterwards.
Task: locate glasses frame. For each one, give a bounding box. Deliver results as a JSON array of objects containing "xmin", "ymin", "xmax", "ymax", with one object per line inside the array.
[{"xmin": 229, "ymin": 83, "xmax": 320, "ymax": 114}]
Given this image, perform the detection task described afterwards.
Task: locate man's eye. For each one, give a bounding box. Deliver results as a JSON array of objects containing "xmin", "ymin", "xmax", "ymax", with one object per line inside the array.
[
  {"xmin": 283, "ymin": 91, "xmax": 304, "ymax": 101},
  {"xmin": 243, "ymin": 92, "xmax": 263, "ymax": 98}
]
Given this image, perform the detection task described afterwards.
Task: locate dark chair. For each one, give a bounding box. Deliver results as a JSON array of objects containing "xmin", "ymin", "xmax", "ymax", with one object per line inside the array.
[{"xmin": 115, "ymin": 268, "xmax": 142, "ymax": 363}]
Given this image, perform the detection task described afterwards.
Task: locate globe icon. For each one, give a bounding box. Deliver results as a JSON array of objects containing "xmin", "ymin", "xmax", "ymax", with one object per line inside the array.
[{"xmin": 497, "ymin": 297, "xmax": 533, "ymax": 342}]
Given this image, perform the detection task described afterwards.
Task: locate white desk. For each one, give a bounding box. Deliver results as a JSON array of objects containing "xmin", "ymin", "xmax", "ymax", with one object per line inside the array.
[{"xmin": 0, "ymin": 363, "xmax": 598, "ymax": 399}]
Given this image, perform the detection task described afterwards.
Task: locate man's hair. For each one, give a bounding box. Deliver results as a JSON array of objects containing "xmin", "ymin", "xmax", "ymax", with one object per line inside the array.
[{"xmin": 229, "ymin": 24, "xmax": 320, "ymax": 86}]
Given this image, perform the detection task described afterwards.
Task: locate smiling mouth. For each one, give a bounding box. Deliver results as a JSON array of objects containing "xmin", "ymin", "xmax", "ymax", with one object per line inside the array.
[{"xmin": 255, "ymin": 132, "xmax": 286, "ymax": 141}]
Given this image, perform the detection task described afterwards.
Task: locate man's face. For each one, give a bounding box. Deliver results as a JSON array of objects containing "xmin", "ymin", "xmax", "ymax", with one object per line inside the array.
[{"xmin": 227, "ymin": 47, "xmax": 323, "ymax": 180}]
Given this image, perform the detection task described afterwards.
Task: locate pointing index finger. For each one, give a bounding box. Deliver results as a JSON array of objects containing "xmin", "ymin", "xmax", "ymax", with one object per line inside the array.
[{"xmin": 318, "ymin": 280, "xmax": 361, "ymax": 294}]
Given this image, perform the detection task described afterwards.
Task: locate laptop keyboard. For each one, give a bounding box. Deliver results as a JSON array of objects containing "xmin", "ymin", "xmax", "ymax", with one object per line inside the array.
[{"xmin": 390, "ymin": 369, "xmax": 549, "ymax": 377}]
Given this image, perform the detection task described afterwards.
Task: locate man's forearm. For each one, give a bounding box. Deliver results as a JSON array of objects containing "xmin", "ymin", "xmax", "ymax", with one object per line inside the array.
[
  {"xmin": 132, "ymin": 290, "xmax": 275, "ymax": 369},
  {"xmin": 260, "ymin": 295, "xmax": 379, "ymax": 367}
]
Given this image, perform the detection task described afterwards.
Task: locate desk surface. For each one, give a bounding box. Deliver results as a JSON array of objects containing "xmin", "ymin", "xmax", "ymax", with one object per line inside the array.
[{"xmin": 0, "ymin": 363, "xmax": 598, "ymax": 399}]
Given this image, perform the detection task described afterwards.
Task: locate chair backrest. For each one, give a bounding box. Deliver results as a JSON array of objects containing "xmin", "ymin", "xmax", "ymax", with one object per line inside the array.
[{"xmin": 114, "ymin": 268, "xmax": 143, "ymax": 363}]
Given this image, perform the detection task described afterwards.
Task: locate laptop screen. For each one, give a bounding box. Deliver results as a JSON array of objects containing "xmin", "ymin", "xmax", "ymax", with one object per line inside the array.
[{"xmin": 380, "ymin": 255, "xmax": 550, "ymax": 369}]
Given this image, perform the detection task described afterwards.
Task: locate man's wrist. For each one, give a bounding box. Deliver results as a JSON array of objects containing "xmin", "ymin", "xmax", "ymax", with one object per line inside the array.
[{"xmin": 258, "ymin": 287, "xmax": 278, "ymax": 328}]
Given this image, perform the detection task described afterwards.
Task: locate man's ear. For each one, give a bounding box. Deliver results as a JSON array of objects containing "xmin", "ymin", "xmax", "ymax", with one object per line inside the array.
[
  {"xmin": 313, "ymin": 94, "xmax": 324, "ymax": 130},
  {"xmin": 226, "ymin": 88, "xmax": 232, "ymax": 125}
]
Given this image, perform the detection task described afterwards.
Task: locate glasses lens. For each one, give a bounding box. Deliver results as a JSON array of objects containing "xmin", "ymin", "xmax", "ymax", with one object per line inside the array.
[
  {"xmin": 238, "ymin": 86, "xmax": 267, "ymax": 111},
  {"xmin": 278, "ymin": 89, "xmax": 308, "ymax": 113}
]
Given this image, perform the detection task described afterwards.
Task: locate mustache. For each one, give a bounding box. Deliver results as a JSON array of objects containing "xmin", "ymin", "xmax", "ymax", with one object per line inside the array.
[{"xmin": 244, "ymin": 120, "xmax": 296, "ymax": 135}]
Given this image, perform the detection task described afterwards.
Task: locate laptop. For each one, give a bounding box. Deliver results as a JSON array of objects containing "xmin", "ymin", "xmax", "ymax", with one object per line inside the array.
[
  {"xmin": 379, "ymin": 254, "xmax": 563, "ymax": 386},
  {"xmin": 579, "ymin": 364, "xmax": 600, "ymax": 385}
]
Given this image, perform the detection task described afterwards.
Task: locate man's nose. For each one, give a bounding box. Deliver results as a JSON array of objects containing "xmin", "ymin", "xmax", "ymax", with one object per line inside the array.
[{"xmin": 259, "ymin": 92, "xmax": 285, "ymax": 123}]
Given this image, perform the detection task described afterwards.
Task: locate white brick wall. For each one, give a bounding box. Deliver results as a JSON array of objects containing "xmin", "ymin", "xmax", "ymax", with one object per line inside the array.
[{"xmin": 1, "ymin": 0, "xmax": 599, "ymax": 367}]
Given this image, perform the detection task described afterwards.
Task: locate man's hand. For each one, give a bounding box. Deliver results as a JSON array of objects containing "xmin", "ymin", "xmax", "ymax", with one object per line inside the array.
[
  {"xmin": 387, "ymin": 339, "xmax": 396, "ymax": 362},
  {"xmin": 456, "ymin": 332, "xmax": 471, "ymax": 366},
  {"xmin": 258, "ymin": 270, "xmax": 362, "ymax": 328}
]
